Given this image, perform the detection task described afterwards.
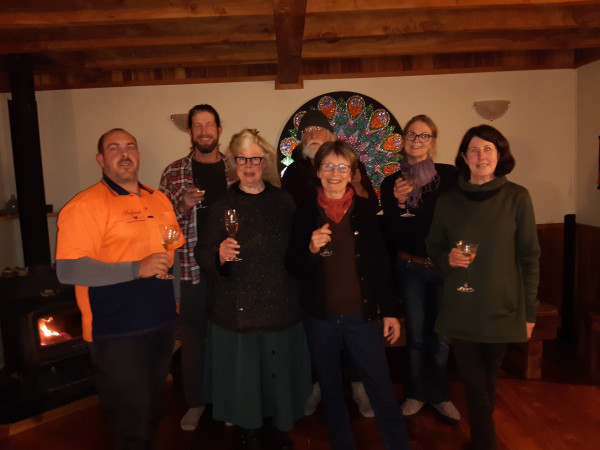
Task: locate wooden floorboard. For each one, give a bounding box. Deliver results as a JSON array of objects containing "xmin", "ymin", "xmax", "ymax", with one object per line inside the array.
[{"xmin": 1, "ymin": 342, "xmax": 599, "ymax": 449}]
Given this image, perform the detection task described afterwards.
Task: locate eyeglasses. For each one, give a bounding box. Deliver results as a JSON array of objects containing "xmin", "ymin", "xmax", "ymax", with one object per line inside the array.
[
  {"xmin": 235, "ymin": 156, "xmax": 264, "ymax": 166},
  {"xmin": 320, "ymin": 163, "xmax": 351, "ymax": 173},
  {"xmin": 405, "ymin": 131, "xmax": 433, "ymax": 143},
  {"xmin": 301, "ymin": 126, "xmax": 325, "ymax": 136}
]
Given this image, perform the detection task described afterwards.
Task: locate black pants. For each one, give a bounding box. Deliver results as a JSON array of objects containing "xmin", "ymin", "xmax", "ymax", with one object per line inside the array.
[
  {"xmin": 89, "ymin": 321, "xmax": 175, "ymax": 450},
  {"xmin": 452, "ymin": 339, "xmax": 507, "ymax": 450},
  {"xmin": 179, "ymin": 280, "xmax": 208, "ymax": 407}
]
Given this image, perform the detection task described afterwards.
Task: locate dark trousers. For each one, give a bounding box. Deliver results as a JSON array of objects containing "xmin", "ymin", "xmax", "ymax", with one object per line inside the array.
[
  {"xmin": 179, "ymin": 280, "xmax": 208, "ymax": 407},
  {"xmin": 396, "ymin": 259, "xmax": 450, "ymax": 403},
  {"xmin": 452, "ymin": 339, "xmax": 508, "ymax": 450},
  {"xmin": 88, "ymin": 321, "xmax": 175, "ymax": 450},
  {"xmin": 304, "ymin": 313, "xmax": 411, "ymax": 450}
]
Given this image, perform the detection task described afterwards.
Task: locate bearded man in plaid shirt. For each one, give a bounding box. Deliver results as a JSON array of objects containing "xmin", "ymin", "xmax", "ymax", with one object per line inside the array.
[{"xmin": 159, "ymin": 104, "xmax": 229, "ymax": 431}]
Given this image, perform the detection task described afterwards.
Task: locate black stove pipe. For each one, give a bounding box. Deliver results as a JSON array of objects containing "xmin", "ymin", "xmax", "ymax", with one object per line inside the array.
[{"xmin": 7, "ymin": 54, "xmax": 51, "ymax": 268}]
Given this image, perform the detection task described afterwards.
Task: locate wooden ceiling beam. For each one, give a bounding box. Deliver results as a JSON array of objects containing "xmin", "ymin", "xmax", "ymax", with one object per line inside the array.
[
  {"xmin": 304, "ymin": 5, "xmax": 600, "ymax": 39},
  {"xmin": 83, "ymin": 43, "xmax": 278, "ymax": 70},
  {"xmin": 303, "ymin": 28, "xmax": 600, "ymax": 59},
  {"xmin": 0, "ymin": 0, "xmax": 274, "ymax": 26},
  {"xmin": 0, "ymin": 17, "xmax": 275, "ymax": 53},
  {"xmin": 272, "ymin": 0, "xmax": 306, "ymax": 89},
  {"xmin": 305, "ymin": 0, "xmax": 600, "ymax": 14}
]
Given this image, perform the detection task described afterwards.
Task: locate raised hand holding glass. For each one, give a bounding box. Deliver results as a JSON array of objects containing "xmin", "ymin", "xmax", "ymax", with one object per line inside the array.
[{"xmin": 156, "ymin": 224, "xmax": 181, "ymax": 279}]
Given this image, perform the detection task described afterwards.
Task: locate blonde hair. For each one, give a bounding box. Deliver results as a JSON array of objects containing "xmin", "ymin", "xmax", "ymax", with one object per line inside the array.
[
  {"xmin": 226, "ymin": 128, "xmax": 281, "ymax": 187},
  {"xmin": 402, "ymin": 114, "xmax": 438, "ymax": 160}
]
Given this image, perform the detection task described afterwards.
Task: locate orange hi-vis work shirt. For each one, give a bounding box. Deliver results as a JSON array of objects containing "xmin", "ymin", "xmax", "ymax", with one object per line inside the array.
[{"xmin": 56, "ymin": 176, "xmax": 184, "ymax": 342}]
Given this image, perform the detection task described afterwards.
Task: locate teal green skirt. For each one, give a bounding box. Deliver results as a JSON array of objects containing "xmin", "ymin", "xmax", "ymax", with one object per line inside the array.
[{"xmin": 204, "ymin": 322, "xmax": 312, "ymax": 431}]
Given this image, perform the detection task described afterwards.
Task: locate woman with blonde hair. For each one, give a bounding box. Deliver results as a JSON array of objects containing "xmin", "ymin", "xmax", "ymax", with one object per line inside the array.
[
  {"xmin": 196, "ymin": 129, "xmax": 312, "ymax": 449},
  {"xmin": 380, "ymin": 115, "xmax": 459, "ymax": 423}
]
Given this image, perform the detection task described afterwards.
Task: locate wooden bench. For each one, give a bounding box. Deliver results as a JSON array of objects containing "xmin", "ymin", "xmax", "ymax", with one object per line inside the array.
[
  {"xmin": 516, "ymin": 302, "xmax": 561, "ymax": 379},
  {"xmin": 383, "ymin": 301, "xmax": 560, "ymax": 380}
]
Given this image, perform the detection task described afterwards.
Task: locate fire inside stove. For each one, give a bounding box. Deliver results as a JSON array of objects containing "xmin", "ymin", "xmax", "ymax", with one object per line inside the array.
[{"xmin": 37, "ymin": 311, "xmax": 81, "ymax": 347}]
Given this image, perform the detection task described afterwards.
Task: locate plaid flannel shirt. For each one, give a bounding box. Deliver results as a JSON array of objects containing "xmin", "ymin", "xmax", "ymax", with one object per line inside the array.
[{"xmin": 159, "ymin": 151, "xmax": 230, "ymax": 283}]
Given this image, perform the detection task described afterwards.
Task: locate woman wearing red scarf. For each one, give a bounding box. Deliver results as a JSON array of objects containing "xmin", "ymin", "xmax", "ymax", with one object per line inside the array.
[{"xmin": 289, "ymin": 140, "xmax": 411, "ymax": 450}]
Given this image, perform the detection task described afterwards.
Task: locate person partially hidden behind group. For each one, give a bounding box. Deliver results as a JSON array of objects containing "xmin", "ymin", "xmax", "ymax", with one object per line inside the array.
[
  {"xmin": 159, "ymin": 104, "xmax": 229, "ymax": 432},
  {"xmin": 281, "ymin": 109, "xmax": 378, "ymax": 418},
  {"xmin": 195, "ymin": 129, "xmax": 312, "ymax": 450},
  {"xmin": 289, "ymin": 140, "xmax": 411, "ymax": 450},
  {"xmin": 380, "ymin": 114, "xmax": 460, "ymax": 424}
]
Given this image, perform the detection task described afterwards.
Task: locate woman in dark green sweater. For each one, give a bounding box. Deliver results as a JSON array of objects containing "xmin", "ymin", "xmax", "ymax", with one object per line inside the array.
[{"xmin": 426, "ymin": 125, "xmax": 540, "ymax": 450}]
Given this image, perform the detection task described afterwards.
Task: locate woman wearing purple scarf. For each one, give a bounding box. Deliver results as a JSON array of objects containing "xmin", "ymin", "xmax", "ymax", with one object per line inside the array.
[{"xmin": 381, "ymin": 115, "xmax": 459, "ymax": 423}]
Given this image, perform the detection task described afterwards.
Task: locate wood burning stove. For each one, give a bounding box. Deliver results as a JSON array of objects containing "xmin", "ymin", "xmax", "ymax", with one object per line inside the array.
[{"xmin": 0, "ymin": 267, "xmax": 94, "ymax": 423}]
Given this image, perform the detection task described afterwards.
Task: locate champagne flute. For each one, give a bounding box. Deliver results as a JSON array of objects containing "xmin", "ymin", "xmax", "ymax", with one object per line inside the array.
[
  {"xmin": 456, "ymin": 241, "xmax": 479, "ymax": 292},
  {"xmin": 318, "ymin": 216, "xmax": 333, "ymax": 257},
  {"xmin": 193, "ymin": 179, "xmax": 207, "ymax": 209},
  {"xmin": 156, "ymin": 224, "xmax": 181, "ymax": 279},
  {"xmin": 400, "ymin": 174, "xmax": 416, "ymax": 218},
  {"xmin": 224, "ymin": 209, "xmax": 242, "ymax": 262}
]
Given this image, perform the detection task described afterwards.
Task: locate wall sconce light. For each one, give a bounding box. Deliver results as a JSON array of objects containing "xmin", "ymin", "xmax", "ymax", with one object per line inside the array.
[
  {"xmin": 170, "ymin": 114, "xmax": 188, "ymax": 132},
  {"xmin": 473, "ymin": 100, "xmax": 511, "ymax": 121}
]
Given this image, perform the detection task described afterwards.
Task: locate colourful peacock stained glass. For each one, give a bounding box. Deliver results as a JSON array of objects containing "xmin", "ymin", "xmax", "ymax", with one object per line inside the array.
[{"xmin": 278, "ymin": 92, "xmax": 403, "ymax": 199}]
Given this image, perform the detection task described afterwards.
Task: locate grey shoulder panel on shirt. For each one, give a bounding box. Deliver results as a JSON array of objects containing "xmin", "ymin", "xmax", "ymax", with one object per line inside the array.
[{"xmin": 56, "ymin": 257, "xmax": 139, "ymax": 287}]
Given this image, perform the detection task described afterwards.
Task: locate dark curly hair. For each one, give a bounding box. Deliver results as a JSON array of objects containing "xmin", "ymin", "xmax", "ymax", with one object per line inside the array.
[{"xmin": 455, "ymin": 125, "xmax": 515, "ymax": 178}]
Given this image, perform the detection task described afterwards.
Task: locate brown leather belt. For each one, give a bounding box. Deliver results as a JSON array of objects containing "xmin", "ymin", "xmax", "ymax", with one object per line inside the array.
[{"xmin": 397, "ymin": 251, "xmax": 434, "ymax": 268}]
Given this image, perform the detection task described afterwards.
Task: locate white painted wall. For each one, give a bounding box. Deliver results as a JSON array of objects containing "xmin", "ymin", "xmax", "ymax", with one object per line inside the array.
[
  {"xmin": 0, "ymin": 68, "xmax": 582, "ymax": 267},
  {"xmin": 576, "ymin": 59, "xmax": 600, "ymax": 227}
]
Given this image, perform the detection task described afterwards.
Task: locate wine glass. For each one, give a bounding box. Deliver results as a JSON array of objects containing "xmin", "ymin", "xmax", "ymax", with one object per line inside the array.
[
  {"xmin": 193, "ymin": 180, "xmax": 207, "ymax": 209},
  {"xmin": 400, "ymin": 174, "xmax": 416, "ymax": 218},
  {"xmin": 456, "ymin": 241, "xmax": 479, "ymax": 293},
  {"xmin": 318, "ymin": 216, "xmax": 333, "ymax": 257},
  {"xmin": 156, "ymin": 224, "xmax": 181, "ymax": 279},
  {"xmin": 224, "ymin": 209, "xmax": 242, "ymax": 262}
]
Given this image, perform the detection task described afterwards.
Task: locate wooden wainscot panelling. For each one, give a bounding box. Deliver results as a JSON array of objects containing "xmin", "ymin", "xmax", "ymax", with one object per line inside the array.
[
  {"xmin": 537, "ymin": 223, "xmax": 564, "ymax": 311},
  {"xmin": 575, "ymin": 224, "xmax": 600, "ymax": 314},
  {"xmin": 576, "ymin": 223, "xmax": 600, "ymax": 384}
]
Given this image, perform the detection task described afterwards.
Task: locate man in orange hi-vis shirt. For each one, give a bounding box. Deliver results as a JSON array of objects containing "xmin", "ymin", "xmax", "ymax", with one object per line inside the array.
[{"xmin": 56, "ymin": 128, "xmax": 184, "ymax": 449}]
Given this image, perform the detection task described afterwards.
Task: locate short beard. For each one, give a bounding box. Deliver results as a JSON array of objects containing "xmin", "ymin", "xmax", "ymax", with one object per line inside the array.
[{"xmin": 192, "ymin": 137, "xmax": 218, "ymax": 154}]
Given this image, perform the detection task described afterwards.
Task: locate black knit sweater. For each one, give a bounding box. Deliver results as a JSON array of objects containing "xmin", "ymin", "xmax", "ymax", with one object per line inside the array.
[{"xmin": 195, "ymin": 182, "xmax": 301, "ymax": 333}]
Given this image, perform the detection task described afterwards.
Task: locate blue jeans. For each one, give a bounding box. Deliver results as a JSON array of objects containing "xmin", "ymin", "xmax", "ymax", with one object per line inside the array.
[
  {"xmin": 88, "ymin": 320, "xmax": 175, "ymax": 450},
  {"xmin": 396, "ymin": 258, "xmax": 450, "ymax": 403},
  {"xmin": 304, "ymin": 313, "xmax": 411, "ymax": 450}
]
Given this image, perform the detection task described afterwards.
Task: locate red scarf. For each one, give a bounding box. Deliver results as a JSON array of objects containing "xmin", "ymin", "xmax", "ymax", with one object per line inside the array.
[{"xmin": 317, "ymin": 186, "xmax": 354, "ymax": 223}]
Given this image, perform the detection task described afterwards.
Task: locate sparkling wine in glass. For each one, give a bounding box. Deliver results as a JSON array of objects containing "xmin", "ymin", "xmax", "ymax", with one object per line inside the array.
[
  {"xmin": 456, "ymin": 241, "xmax": 479, "ymax": 293},
  {"xmin": 318, "ymin": 216, "xmax": 333, "ymax": 257},
  {"xmin": 193, "ymin": 179, "xmax": 207, "ymax": 209},
  {"xmin": 156, "ymin": 224, "xmax": 181, "ymax": 279},
  {"xmin": 400, "ymin": 174, "xmax": 416, "ymax": 218},
  {"xmin": 224, "ymin": 209, "xmax": 242, "ymax": 262}
]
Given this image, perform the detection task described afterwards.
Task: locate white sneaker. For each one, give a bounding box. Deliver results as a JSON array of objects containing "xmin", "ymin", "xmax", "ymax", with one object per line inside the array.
[
  {"xmin": 432, "ymin": 400, "xmax": 460, "ymax": 424},
  {"xmin": 351, "ymin": 382, "xmax": 374, "ymax": 418},
  {"xmin": 304, "ymin": 382, "xmax": 321, "ymax": 416},
  {"xmin": 180, "ymin": 406, "xmax": 205, "ymax": 431},
  {"xmin": 401, "ymin": 398, "xmax": 425, "ymax": 418}
]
